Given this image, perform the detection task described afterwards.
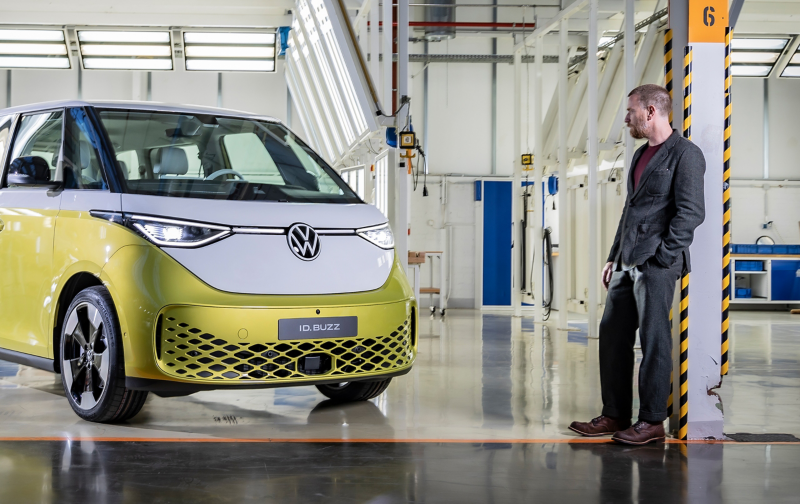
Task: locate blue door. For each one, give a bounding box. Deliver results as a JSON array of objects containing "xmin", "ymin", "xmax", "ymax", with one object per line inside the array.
[{"xmin": 482, "ymin": 181, "xmax": 512, "ymax": 306}]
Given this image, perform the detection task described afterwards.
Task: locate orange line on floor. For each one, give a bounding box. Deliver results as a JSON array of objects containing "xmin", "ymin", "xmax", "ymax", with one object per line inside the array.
[{"xmin": 0, "ymin": 436, "xmax": 797, "ymax": 445}]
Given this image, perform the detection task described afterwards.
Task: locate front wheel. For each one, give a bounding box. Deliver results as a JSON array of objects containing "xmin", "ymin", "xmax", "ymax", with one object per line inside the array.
[
  {"xmin": 315, "ymin": 378, "xmax": 392, "ymax": 402},
  {"xmin": 60, "ymin": 286, "xmax": 148, "ymax": 423}
]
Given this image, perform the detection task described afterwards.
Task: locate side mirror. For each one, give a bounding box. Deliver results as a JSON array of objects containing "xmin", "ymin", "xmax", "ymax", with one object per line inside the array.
[{"xmin": 7, "ymin": 156, "xmax": 55, "ymax": 186}]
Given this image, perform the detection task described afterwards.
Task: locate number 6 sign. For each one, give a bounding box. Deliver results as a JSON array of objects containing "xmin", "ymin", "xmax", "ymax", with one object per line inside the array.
[{"xmin": 689, "ymin": 0, "xmax": 728, "ymax": 43}]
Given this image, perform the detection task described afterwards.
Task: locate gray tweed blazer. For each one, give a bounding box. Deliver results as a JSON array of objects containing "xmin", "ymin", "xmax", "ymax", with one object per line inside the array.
[{"xmin": 607, "ymin": 129, "xmax": 706, "ymax": 273}]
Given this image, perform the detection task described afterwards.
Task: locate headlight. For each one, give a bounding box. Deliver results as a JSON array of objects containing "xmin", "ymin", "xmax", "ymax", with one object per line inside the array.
[
  {"xmin": 357, "ymin": 223, "xmax": 394, "ymax": 249},
  {"xmin": 127, "ymin": 215, "xmax": 231, "ymax": 247}
]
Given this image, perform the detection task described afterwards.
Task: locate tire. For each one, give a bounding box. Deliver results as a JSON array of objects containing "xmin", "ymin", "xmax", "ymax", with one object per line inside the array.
[
  {"xmin": 60, "ymin": 286, "xmax": 148, "ymax": 423},
  {"xmin": 315, "ymin": 378, "xmax": 392, "ymax": 402}
]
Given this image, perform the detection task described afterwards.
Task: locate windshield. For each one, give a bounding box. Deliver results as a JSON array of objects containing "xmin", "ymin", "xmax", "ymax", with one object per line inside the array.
[{"xmin": 98, "ymin": 109, "xmax": 361, "ymax": 203}]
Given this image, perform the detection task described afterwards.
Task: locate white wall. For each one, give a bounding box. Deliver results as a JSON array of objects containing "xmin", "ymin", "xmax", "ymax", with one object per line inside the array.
[{"xmin": 728, "ymin": 77, "xmax": 800, "ymax": 244}]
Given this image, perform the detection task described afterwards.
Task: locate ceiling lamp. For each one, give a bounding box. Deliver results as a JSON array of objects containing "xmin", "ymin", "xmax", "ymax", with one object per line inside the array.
[
  {"xmin": 0, "ymin": 29, "xmax": 70, "ymax": 69},
  {"xmin": 780, "ymin": 44, "xmax": 800, "ymax": 78},
  {"xmin": 78, "ymin": 30, "xmax": 173, "ymax": 70},
  {"xmin": 183, "ymin": 32, "xmax": 276, "ymax": 72},
  {"xmin": 730, "ymin": 37, "xmax": 789, "ymax": 78}
]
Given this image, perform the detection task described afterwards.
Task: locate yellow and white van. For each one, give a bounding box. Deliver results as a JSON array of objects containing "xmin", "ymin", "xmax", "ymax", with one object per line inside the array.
[{"xmin": 0, "ymin": 101, "xmax": 416, "ymax": 422}]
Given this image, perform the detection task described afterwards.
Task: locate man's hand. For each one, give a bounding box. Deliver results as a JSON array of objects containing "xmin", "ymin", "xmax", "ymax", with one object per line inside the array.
[{"xmin": 602, "ymin": 262, "xmax": 614, "ymax": 291}]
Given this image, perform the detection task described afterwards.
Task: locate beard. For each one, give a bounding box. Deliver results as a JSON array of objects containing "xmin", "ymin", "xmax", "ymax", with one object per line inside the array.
[{"xmin": 628, "ymin": 121, "xmax": 648, "ymax": 139}]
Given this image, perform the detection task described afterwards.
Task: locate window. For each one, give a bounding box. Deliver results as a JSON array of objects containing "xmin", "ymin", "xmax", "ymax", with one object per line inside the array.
[
  {"xmin": 7, "ymin": 111, "xmax": 63, "ymax": 185},
  {"xmin": 97, "ymin": 109, "xmax": 360, "ymax": 203},
  {"xmin": 340, "ymin": 165, "xmax": 365, "ymax": 199},
  {"xmin": 374, "ymin": 153, "xmax": 388, "ymax": 217},
  {"xmin": 63, "ymin": 108, "xmax": 107, "ymax": 189}
]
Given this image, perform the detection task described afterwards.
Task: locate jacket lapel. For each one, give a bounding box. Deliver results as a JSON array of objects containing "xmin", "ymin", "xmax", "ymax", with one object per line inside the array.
[{"xmin": 631, "ymin": 130, "xmax": 680, "ymax": 198}]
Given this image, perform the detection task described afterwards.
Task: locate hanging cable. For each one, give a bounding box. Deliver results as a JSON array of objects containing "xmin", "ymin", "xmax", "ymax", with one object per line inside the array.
[{"xmin": 542, "ymin": 226, "xmax": 554, "ymax": 320}]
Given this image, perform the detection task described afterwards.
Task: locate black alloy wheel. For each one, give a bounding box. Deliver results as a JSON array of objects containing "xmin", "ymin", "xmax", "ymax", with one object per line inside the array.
[{"xmin": 60, "ymin": 286, "xmax": 148, "ymax": 422}]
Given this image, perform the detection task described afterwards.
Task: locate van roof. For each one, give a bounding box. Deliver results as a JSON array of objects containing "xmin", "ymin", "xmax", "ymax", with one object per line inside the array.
[{"xmin": 0, "ymin": 100, "xmax": 281, "ymax": 123}]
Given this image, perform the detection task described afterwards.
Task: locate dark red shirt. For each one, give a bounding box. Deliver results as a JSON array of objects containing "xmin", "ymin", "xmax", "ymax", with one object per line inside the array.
[{"xmin": 633, "ymin": 142, "xmax": 663, "ymax": 190}]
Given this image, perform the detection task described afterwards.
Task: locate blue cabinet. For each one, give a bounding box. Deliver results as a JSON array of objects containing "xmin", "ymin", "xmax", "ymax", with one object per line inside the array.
[{"xmin": 771, "ymin": 260, "xmax": 800, "ymax": 301}]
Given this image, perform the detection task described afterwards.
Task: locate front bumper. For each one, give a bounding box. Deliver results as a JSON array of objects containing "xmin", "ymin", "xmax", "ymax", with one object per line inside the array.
[
  {"xmin": 99, "ymin": 244, "xmax": 417, "ymax": 390},
  {"xmin": 156, "ymin": 303, "xmax": 414, "ymax": 383}
]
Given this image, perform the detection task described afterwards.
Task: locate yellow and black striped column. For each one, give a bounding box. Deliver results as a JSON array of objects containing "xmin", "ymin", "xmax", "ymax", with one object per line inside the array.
[
  {"xmin": 721, "ymin": 28, "xmax": 732, "ymax": 377},
  {"xmin": 678, "ymin": 45, "xmax": 692, "ymax": 441},
  {"xmin": 679, "ymin": 274, "xmax": 689, "ymax": 441},
  {"xmin": 667, "ymin": 308, "xmax": 674, "ymax": 417},
  {"xmin": 665, "ymin": 29, "xmax": 675, "ymax": 419},
  {"xmin": 664, "ymin": 29, "xmax": 674, "ymax": 124},
  {"xmin": 683, "ymin": 46, "xmax": 692, "ymax": 140}
]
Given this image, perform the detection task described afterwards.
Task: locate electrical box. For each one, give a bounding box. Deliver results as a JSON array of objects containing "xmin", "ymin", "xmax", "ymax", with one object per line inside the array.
[
  {"xmin": 521, "ymin": 154, "xmax": 533, "ymax": 166},
  {"xmin": 399, "ymin": 131, "xmax": 416, "ymax": 149}
]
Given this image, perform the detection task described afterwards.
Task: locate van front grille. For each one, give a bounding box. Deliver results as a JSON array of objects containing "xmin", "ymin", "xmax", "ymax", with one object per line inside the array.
[{"xmin": 157, "ymin": 316, "xmax": 413, "ymax": 382}]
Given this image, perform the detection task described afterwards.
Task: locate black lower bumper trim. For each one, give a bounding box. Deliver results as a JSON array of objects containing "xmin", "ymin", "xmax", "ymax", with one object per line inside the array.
[{"xmin": 126, "ymin": 367, "xmax": 412, "ymax": 397}]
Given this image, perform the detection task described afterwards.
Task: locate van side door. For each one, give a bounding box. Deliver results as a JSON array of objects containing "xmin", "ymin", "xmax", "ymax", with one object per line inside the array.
[{"xmin": 0, "ymin": 110, "xmax": 63, "ymax": 357}]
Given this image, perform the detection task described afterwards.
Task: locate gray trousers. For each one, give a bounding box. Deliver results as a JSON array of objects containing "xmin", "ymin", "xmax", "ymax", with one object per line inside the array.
[{"xmin": 599, "ymin": 258, "xmax": 682, "ymax": 423}]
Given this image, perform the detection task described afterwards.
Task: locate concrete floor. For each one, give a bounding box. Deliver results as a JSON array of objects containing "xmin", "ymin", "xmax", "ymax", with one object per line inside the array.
[{"xmin": 0, "ymin": 310, "xmax": 798, "ymax": 501}]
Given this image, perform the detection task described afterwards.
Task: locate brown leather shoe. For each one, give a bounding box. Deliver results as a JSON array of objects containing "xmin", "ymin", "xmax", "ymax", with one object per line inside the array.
[
  {"xmin": 612, "ymin": 420, "xmax": 666, "ymax": 445},
  {"xmin": 569, "ymin": 415, "xmax": 631, "ymax": 437}
]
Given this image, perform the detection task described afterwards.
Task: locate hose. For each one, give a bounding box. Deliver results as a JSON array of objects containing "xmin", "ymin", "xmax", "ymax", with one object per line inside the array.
[{"xmin": 542, "ymin": 226, "xmax": 554, "ymax": 321}]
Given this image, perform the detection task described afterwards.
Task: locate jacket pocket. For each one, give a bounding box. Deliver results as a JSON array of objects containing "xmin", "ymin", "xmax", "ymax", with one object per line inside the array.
[{"xmin": 645, "ymin": 170, "xmax": 671, "ymax": 196}]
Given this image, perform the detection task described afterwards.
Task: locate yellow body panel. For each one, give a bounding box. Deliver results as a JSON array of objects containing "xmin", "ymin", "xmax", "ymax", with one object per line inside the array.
[{"xmin": 0, "ymin": 203, "xmax": 58, "ymax": 355}]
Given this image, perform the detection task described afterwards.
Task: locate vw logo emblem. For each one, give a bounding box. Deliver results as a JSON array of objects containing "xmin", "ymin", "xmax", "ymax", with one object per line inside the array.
[{"xmin": 287, "ymin": 223, "xmax": 321, "ymax": 261}]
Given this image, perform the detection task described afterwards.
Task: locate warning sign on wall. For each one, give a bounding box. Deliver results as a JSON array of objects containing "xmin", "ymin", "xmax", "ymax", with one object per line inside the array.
[{"xmin": 688, "ymin": 0, "xmax": 728, "ymax": 43}]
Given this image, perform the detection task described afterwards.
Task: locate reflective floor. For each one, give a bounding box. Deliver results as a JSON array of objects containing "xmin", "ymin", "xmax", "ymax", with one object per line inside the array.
[
  {"xmin": 1, "ymin": 440, "xmax": 799, "ymax": 503},
  {"xmin": 1, "ymin": 310, "xmax": 798, "ymax": 440},
  {"xmin": 0, "ymin": 309, "xmax": 799, "ymax": 502}
]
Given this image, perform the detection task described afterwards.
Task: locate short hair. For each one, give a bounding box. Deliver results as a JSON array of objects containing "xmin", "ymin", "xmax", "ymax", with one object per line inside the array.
[{"xmin": 628, "ymin": 84, "xmax": 672, "ymax": 117}]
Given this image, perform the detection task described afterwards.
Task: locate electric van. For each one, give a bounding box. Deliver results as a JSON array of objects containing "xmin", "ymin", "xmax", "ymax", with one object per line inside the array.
[{"xmin": 0, "ymin": 101, "xmax": 416, "ymax": 423}]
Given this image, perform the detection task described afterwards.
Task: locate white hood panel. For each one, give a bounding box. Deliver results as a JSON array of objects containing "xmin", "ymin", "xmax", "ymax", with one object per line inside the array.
[
  {"xmin": 119, "ymin": 195, "xmax": 395, "ymax": 295},
  {"xmin": 120, "ymin": 194, "xmax": 384, "ymax": 229},
  {"xmin": 164, "ymin": 234, "xmax": 394, "ymax": 295}
]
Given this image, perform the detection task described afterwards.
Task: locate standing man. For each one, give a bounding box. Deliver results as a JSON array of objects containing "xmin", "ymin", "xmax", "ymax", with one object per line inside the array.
[{"xmin": 569, "ymin": 84, "xmax": 706, "ymax": 445}]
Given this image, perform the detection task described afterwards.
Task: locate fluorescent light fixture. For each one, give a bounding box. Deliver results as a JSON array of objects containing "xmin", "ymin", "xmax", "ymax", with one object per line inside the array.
[
  {"xmin": 80, "ymin": 44, "xmax": 172, "ymax": 57},
  {"xmin": 790, "ymin": 53, "xmax": 800, "ymax": 65},
  {"xmin": 184, "ymin": 46, "xmax": 275, "ymax": 58},
  {"xmin": 82, "ymin": 58, "xmax": 173, "ymax": 70},
  {"xmin": 0, "ymin": 29, "xmax": 65, "ymax": 42},
  {"xmin": 183, "ymin": 31, "xmax": 276, "ymax": 73},
  {"xmin": 77, "ymin": 31, "xmax": 171, "ymax": 43},
  {"xmin": 0, "ymin": 30, "xmax": 70, "ymax": 69},
  {"xmin": 77, "ymin": 30, "xmax": 173, "ymax": 70},
  {"xmin": 185, "ymin": 59, "xmax": 275, "ymax": 71},
  {"xmin": 0, "ymin": 43, "xmax": 68, "ymax": 56},
  {"xmin": 0, "ymin": 56, "xmax": 70, "ymax": 69},
  {"xmin": 183, "ymin": 32, "xmax": 275, "ymax": 45},
  {"xmin": 781, "ymin": 66, "xmax": 800, "ymax": 77},
  {"xmin": 731, "ymin": 38, "xmax": 788, "ymax": 51},
  {"xmin": 731, "ymin": 51, "xmax": 780, "ymax": 64},
  {"xmin": 731, "ymin": 65, "xmax": 772, "ymax": 77}
]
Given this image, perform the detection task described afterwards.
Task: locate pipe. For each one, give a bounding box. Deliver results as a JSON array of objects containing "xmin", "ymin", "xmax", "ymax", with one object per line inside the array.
[
  {"xmin": 587, "ymin": 0, "xmax": 599, "ymax": 338},
  {"xmin": 370, "ymin": 21, "xmax": 535, "ymax": 28},
  {"xmin": 557, "ymin": 18, "xmax": 568, "ymax": 329},
  {"xmin": 389, "ymin": 3, "xmax": 560, "ymax": 7}
]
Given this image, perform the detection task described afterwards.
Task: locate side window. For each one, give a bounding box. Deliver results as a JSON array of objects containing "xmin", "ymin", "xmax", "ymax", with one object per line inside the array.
[
  {"xmin": 63, "ymin": 108, "xmax": 107, "ymax": 190},
  {"xmin": 6, "ymin": 111, "xmax": 63, "ymax": 185}
]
